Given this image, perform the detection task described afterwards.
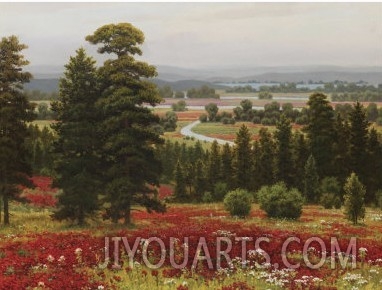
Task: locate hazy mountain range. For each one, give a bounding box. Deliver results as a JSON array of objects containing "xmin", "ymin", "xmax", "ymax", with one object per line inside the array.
[{"xmin": 25, "ymin": 65, "xmax": 382, "ymax": 93}]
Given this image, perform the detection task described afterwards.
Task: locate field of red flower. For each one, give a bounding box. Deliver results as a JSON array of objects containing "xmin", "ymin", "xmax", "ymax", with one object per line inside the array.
[{"xmin": 2, "ymin": 182, "xmax": 382, "ymax": 290}]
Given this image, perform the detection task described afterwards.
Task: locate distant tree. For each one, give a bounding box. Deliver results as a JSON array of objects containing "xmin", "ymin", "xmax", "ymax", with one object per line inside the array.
[
  {"xmin": 51, "ymin": 48, "xmax": 101, "ymax": 225},
  {"xmin": 37, "ymin": 102, "xmax": 49, "ymax": 120},
  {"xmin": 274, "ymin": 114, "xmax": 294, "ymax": 187},
  {"xmin": 160, "ymin": 111, "xmax": 178, "ymax": 132},
  {"xmin": 0, "ymin": 36, "xmax": 35, "ymax": 225},
  {"xmin": 86, "ymin": 23, "xmax": 165, "ymax": 224},
  {"xmin": 234, "ymin": 124, "xmax": 252, "ymax": 190},
  {"xmin": 158, "ymin": 85, "xmax": 173, "ymax": 98},
  {"xmin": 172, "ymin": 100, "xmax": 187, "ymax": 112},
  {"xmin": 205, "ymin": 103, "xmax": 219, "ymax": 121},
  {"xmin": 304, "ymin": 93, "xmax": 335, "ymax": 177},
  {"xmin": 258, "ymin": 91, "xmax": 273, "ymax": 100},
  {"xmin": 174, "ymin": 91, "xmax": 184, "ymax": 98},
  {"xmin": 187, "ymin": 85, "xmax": 219, "ymax": 99},
  {"xmin": 343, "ymin": 172, "xmax": 366, "ymax": 225},
  {"xmin": 303, "ymin": 155, "xmax": 320, "ymax": 203}
]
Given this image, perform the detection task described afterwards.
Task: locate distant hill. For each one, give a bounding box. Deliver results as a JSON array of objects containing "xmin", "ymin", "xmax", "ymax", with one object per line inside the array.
[{"xmin": 25, "ymin": 79, "xmax": 59, "ymax": 93}]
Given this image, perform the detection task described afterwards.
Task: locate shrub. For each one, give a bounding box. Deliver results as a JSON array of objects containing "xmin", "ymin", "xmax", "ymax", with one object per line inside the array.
[
  {"xmin": 344, "ymin": 173, "xmax": 365, "ymax": 225},
  {"xmin": 320, "ymin": 193, "xmax": 342, "ymax": 209},
  {"xmin": 257, "ymin": 182, "xmax": 304, "ymax": 219},
  {"xmin": 252, "ymin": 116, "xmax": 261, "ymax": 124},
  {"xmin": 223, "ymin": 189, "xmax": 252, "ymax": 218}
]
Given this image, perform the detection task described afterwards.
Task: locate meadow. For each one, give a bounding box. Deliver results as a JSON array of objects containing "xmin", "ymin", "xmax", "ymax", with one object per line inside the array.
[{"xmin": 2, "ymin": 178, "xmax": 382, "ymax": 289}]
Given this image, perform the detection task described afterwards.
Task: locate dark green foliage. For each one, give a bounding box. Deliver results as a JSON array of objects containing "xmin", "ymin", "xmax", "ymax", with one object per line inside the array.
[
  {"xmin": 207, "ymin": 140, "xmax": 221, "ymax": 190},
  {"xmin": 172, "ymin": 100, "xmax": 187, "ymax": 112},
  {"xmin": 344, "ymin": 173, "xmax": 366, "ymax": 225},
  {"xmin": 0, "ymin": 35, "xmax": 35, "ymax": 225},
  {"xmin": 274, "ymin": 114, "xmax": 294, "ymax": 187},
  {"xmin": 51, "ymin": 48, "xmax": 101, "ymax": 225},
  {"xmin": 221, "ymin": 143, "xmax": 234, "ymax": 189},
  {"xmin": 365, "ymin": 128, "xmax": 382, "ymax": 203},
  {"xmin": 256, "ymin": 128, "xmax": 276, "ymax": 188},
  {"xmin": 257, "ymin": 182, "xmax": 304, "ymax": 219},
  {"xmin": 348, "ymin": 102, "xmax": 370, "ymax": 199},
  {"xmin": 213, "ymin": 182, "xmax": 228, "ymax": 201},
  {"xmin": 187, "ymin": 85, "xmax": 219, "ymax": 99},
  {"xmin": 319, "ymin": 177, "xmax": 342, "ymax": 209},
  {"xmin": 292, "ymin": 131, "xmax": 309, "ymax": 192},
  {"xmin": 258, "ymin": 91, "xmax": 273, "ymax": 100},
  {"xmin": 204, "ymin": 103, "xmax": 219, "ymax": 122},
  {"xmin": 303, "ymin": 155, "xmax": 320, "ymax": 203},
  {"xmin": 160, "ymin": 111, "xmax": 178, "ymax": 132},
  {"xmin": 174, "ymin": 161, "xmax": 187, "ymax": 202},
  {"xmin": 199, "ymin": 114, "xmax": 208, "ymax": 122},
  {"xmin": 366, "ymin": 103, "xmax": 378, "ymax": 122},
  {"xmin": 304, "ymin": 93, "xmax": 335, "ymax": 177},
  {"xmin": 86, "ymin": 23, "xmax": 165, "ymax": 224},
  {"xmin": 224, "ymin": 189, "xmax": 252, "ymax": 218},
  {"xmin": 158, "ymin": 85, "xmax": 173, "ymax": 98},
  {"xmin": 234, "ymin": 125, "xmax": 253, "ymax": 190}
]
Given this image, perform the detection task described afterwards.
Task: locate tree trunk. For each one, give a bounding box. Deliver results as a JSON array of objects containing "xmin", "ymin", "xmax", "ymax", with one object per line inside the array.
[
  {"xmin": 124, "ymin": 204, "xmax": 131, "ymax": 226},
  {"xmin": 4, "ymin": 192, "xmax": 9, "ymax": 225}
]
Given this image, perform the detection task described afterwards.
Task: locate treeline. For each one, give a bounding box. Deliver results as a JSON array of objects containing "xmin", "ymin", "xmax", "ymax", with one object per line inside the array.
[
  {"xmin": 157, "ymin": 93, "xmax": 382, "ymax": 208},
  {"xmin": 200, "ymin": 100, "xmax": 307, "ymax": 126}
]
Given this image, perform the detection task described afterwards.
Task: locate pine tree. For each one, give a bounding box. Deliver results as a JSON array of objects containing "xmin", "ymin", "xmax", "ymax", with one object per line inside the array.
[
  {"xmin": 194, "ymin": 159, "xmax": 206, "ymax": 202},
  {"xmin": 51, "ymin": 48, "xmax": 101, "ymax": 225},
  {"xmin": 207, "ymin": 140, "xmax": 221, "ymax": 190},
  {"xmin": 348, "ymin": 102, "xmax": 370, "ymax": 195},
  {"xmin": 344, "ymin": 172, "xmax": 366, "ymax": 225},
  {"xmin": 257, "ymin": 128, "xmax": 276, "ymax": 188},
  {"xmin": 0, "ymin": 36, "xmax": 35, "ymax": 225},
  {"xmin": 274, "ymin": 114, "xmax": 294, "ymax": 187},
  {"xmin": 365, "ymin": 128, "xmax": 382, "ymax": 203},
  {"xmin": 292, "ymin": 131, "xmax": 309, "ymax": 192},
  {"xmin": 221, "ymin": 143, "xmax": 234, "ymax": 189},
  {"xmin": 303, "ymin": 155, "xmax": 320, "ymax": 203},
  {"xmin": 332, "ymin": 114, "xmax": 350, "ymax": 185},
  {"xmin": 174, "ymin": 161, "xmax": 187, "ymax": 201},
  {"xmin": 86, "ymin": 23, "xmax": 165, "ymax": 224},
  {"xmin": 234, "ymin": 124, "xmax": 252, "ymax": 190},
  {"xmin": 304, "ymin": 93, "xmax": 335, "ymax": 177}
]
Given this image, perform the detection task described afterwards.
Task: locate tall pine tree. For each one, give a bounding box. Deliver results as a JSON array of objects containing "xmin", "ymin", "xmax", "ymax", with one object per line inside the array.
[
  {"xmin": 0, "ymin": 36, "xmax": 35, "ymax": 225},
  {"xmin": 51, "ymin": 48, "xmax": 101, "ymax": 225},
  {"xmin": 234, "ymin": 124, "xmax": 252, "ymax": 190},
  {"xmin": 86, "ymin": 23, "xmax": 165, "ymax": 224}
]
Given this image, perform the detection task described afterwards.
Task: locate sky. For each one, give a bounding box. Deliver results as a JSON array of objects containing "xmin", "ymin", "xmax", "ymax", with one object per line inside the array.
[{"xmin": 0, "ymin": 2, "xmax": 382, "ymax": 71}]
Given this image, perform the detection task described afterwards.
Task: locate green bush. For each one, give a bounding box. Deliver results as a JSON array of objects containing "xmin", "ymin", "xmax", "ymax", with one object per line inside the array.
[
  {"xmin": 320, "ymin": 192, "xmax": 342, "ymax": 209},
  {"xmin": 223, "ymin": 189, "xmax": 252, "ymax": 218},
  {"xmin": 319, "ymin": 177, "xmax": 342, "ymax": 209},
  {"xmin": 257, "ymin": 182, "xmax": 304, "ymax": 219}
]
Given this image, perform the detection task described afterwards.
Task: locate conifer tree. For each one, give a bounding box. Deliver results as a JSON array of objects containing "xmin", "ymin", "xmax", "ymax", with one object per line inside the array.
[
  {"xmin": 304, "ymin": 93, "xmax": 335, "ymax": 177},
  {"xmin": 234, "ymin": 124, "xmax": 252, "ymax": 190},
  {"xmin": 221, "ymin": 143, "xmax": 234, "ymax": 189},
  {"xmin": 51, "ymin": 48, "xmax": 101, "ymax": 225},
  {"xmin": 257, "ymin": 128, "xmax": 276, "ymax": 188},
  {"xmin": 332, "ymin": 113, "xmax": 350, "ymax": 185},
  {"xmin": 86, "ymin": 23, "xmax": 165, "ymax": 224},
  {"xmin": 365, "ymin": 128, "xmax": 382, "ymax": 203},
  {"xmin": 274, "ymin": 114, "xmax": 293, "ymax": 187},
  {"xmin": 344, "ymin": 172, "xmax": 366, "ymax": 225},
  {"xmin": 0, "ymin": 36, "xmax": 35, "ymax": 225},
  {"xmin": 303, "ymin": 154, "xmax": 320, "ymax": 203},
  {"xmin": 207, "ymin": 140, "xmax": 221, "ymax": 190},
  {"xmin": 174, "ymin": 161, "xmax": 187, "ymax": 201},
  {"xmin": 348, "ymin": 101, "xmax": 370, "ymax": 193},
  {"xmin": 292, "ymin": 131, "xmax": 309, "ymax": 192},
  {"xmin": 194, "ymin": 159, "xmax": 206, "ymax": 202}
]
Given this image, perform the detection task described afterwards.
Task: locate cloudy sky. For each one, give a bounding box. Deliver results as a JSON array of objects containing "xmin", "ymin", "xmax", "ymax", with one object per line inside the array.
[{"xmin": 1, "ymin": 2, "xmax": 381, "ymax": 70}]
